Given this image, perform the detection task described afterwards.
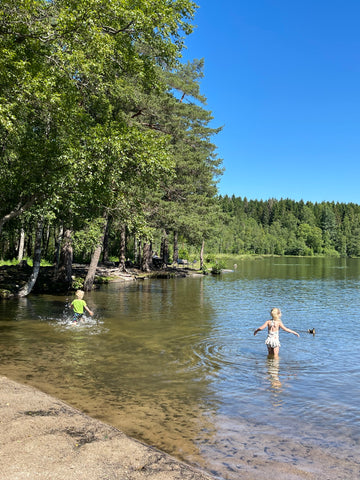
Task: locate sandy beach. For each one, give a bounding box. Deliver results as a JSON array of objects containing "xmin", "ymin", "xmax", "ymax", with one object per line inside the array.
[{"xmin": 0, "ymin": 376, "xmax": 215, "ymax": 480}]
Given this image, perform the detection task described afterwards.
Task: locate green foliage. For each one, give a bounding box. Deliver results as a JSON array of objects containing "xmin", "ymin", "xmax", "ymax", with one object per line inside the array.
[
  {"xmin": 200, "ymin": 263, "xmax": 209, "ymax": 275},
  {"xmin": 211, "ymin": 261, "xmax": 226, "ymax": 274},
  {"xmin": 178, "ymin": 247, "xmax": 189, "ymax": 259},
  {"xmin": 71, "ymin": 277, "xmax": 84, "ymax": 290},
  {"xmin": 0, "ymin": 0, "xmax": 199, "ymax": 233},
  {"xmin": 215, "ymin": 196, "xmax": 360, "ymax": 258},
  {"xmin": 0, "ymin": 289, "xmax": 12, "ymax": 299},
  {"xmin": 73, "ymin": 219, "xmax": 107, "ymax": 258},
  {"xmin": 0, "ymin": 1, "xmax": 229, "ymax": 278},
  {"xmin": 0, "ymin": 259, "xmax": 18, "ymax": 266},
  {"xmin": 0, "ymin": 257, "xmax": 52, "ymax": 267},
  {"xmin": 94, "ymin": 276, "xmax": 112, "ymax": 284}
]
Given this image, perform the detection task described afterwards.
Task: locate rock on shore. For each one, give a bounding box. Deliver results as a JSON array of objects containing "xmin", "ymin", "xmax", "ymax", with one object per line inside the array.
[{"xmin": 0, "ymin": 376, "xmax": 215, "ymax": 480}]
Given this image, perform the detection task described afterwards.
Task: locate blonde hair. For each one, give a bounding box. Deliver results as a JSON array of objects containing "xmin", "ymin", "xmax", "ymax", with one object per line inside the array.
[
  {"xmin": 75, "ymin": 290, "xmax": 84, "ymax": 299},
  {"xmin": 270, "ymin": 307, "xmax": 281, "ymax": 320}
]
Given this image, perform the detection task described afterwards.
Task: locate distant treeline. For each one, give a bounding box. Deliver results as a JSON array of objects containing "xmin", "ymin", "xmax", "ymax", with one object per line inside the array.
[{"xmin": 212, "ymin": 196, "xmax": 360, "ymax": 257}]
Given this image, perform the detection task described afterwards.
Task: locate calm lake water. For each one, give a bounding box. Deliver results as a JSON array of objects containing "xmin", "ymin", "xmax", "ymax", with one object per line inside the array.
[{"xmin": 0, "ymin": 257, "xmax": 359, "ymax": 479}]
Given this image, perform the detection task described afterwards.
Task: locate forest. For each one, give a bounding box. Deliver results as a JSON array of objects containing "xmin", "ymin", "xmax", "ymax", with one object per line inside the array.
[
  {"xmin": 1, "ymin": 1, "xmax": 359, "ymax": 298},
  {"xmin": 210, "ymin": 196, "xmax": 360, "ymax": 258},
  {"xmin": 0, "ymin": 0, "xmax": 223, "ymax": 295}
]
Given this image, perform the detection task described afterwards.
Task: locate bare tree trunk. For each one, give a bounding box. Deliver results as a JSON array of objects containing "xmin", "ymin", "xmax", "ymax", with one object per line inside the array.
[
  {"xmin": 160, "ymin": 235, "xmax": 164, "ymax": 260},
  {"xmin": 56, "ymin": 228, "xmax": 73, "ymax": 283},
  {"xmin": 118, "ymin": 224, "xmax": 126, "ymax": 271},
  {"xmin": 173, "ymin": 231, "xmax": 179, "ymax": 264},
  {"xmin": 141, "ymin": 242, "xmax": 152, "ymax": 272},
  {"xmin": 102, "ymin": 218, "xmax": 110, "ymax": 263},
  {"xmin": 135, "ymin": 237, "xmax": 141, "ymax": 266},
  {"xmin": 43, "ymin": 223, "xmax": 51, "ymax": 259},
  {"xmin": 17, "ymin": 219, "xmax": 43, "ymax": 297},
  {"xmin": 53, "ymin": 225, "xmax": 64, "ymax": 276},
  {"xmin": 134, "ymin": 236, "xmax": 139, "ymax": 265},
  {"xmin": 26, "ymin": 233, "xmax": 33, "ymax": 257},
  {"xmin": 200, "ymin": 239, "xmax": 205, "ymax": 269},
  {"xmin": 17, "ymin": 227, "xmax": 25, "ymax": 261},
  {"xmin": 161, "ymin": 230, "xmax": 169, "ymax": 268},
  {"xmin": 83, "ymin": 215, "xmax": 108, "ymax": 291}
]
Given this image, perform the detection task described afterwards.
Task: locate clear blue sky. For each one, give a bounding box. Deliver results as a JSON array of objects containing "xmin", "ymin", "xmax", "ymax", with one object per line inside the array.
[{"xmin": 181, "ymin": 0, "xmax": 360, "ymax": 204}]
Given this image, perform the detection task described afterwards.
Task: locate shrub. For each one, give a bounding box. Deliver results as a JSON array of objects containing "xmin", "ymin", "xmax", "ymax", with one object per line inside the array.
[
  {"xmin": 71, "ymin": 277, "xmax": 84, "ymax": 290},
  {"xmin": 211, "ymin": 261, "xmax": 226, "ymax": 274}
]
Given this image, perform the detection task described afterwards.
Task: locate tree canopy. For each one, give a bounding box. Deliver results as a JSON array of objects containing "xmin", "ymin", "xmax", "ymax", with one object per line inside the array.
[{"xmin": 1, "ymin": 0, "xmax": 225, "ymax": 292}]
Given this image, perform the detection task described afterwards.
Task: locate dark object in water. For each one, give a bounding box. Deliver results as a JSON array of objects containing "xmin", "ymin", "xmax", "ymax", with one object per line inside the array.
[{"xmin": 307, "ymin": 328, "xmax": 316, "ymax": 334}]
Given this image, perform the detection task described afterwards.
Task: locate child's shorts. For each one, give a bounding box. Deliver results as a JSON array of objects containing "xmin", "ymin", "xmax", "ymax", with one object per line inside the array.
[{"xmin": 73, "ymin": 312, "xmax": 83, "ymax": 322}]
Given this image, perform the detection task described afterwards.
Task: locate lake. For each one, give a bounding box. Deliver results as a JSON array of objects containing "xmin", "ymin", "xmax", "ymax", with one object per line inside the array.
[{"xmin": 0, "ymin": 257, "xmax": 359, "ymax": 479}]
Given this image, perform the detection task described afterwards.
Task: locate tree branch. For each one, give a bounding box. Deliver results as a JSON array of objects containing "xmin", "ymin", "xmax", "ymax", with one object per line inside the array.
[
  {"xmin": 101, "ymin": 21, "xmax": 135, "ymax": 35},
  {"xmin": 0, "ymin": 197, "xmax": 36, "ymax": 235}
]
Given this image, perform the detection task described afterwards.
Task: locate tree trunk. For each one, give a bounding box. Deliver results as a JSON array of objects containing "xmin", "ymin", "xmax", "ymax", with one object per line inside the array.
[
  {"xmin": 135, "ymin": 237, "xmax": 141, "ymax": 266},
  {"xmin": 83, "ymin": 215, "xmax": 108, "ymax": 291},
  {"xmin": 102, "ymin": 218, "xmax": 110, "ymax": 263},
  {"xmin": 200, "ymin": 239, "xmax": 205, "ymax": 269},
  {"xmin": 56, "ymin": 228, "xmax": 73, "ymax": 283},
  {"xmin": 141, "ymin": 242, "xmax": 152, "ymax": 272},
  {"xmin": 17, "ymin": 219, "xmax": 43, "ymax": 297},
  {"xmin": 118, "ymin": 224, "xmax": 126, "ymax": 271},
  {"xmin": 43, "ymin": 223, "xmax": 51, "ymax": 259},
  {"xmin": 17, "ymin": 227, "xmax": 25, "ymax": 261},
  {"xmin": 26, "ymin": 233, "xmax": 33, "ymax": 257},
  {"xmin": 53, "ymin": 225, "xmax": 64, "ymax": 275},
  {"xmin": 161, "ymin": 230, "xmax": 169, "ymax": 268},
  {"xmin": 133, "ymin": 237, "xmax": 138, "ymax": 264},
  {"xmin": 173, "ymin": 231, "xmax": 179, "ymax": 264}
]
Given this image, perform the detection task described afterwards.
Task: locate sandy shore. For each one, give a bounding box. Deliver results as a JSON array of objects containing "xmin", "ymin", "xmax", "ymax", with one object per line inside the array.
[{"xmin": 0, "ymin": 376, "xmax": 216, "ymax": 480}]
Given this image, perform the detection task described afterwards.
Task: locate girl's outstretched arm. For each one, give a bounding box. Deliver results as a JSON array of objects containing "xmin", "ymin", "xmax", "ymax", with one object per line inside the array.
[
  {"xmin": 279, "ymin": 321, "xmax": 300, "ymax": 337},
  {"xmin": 254, "ymin": 321, "xmax": 269, "ymax": 335}
]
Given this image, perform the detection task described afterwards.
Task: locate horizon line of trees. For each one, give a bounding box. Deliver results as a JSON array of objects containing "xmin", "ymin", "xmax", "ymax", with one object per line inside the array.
[
  {"xmin": 2, "ymin": 194, "xmax": 360, "ymax": 274},
  {"xmin": 210, "ymin": 196, "xmax": 360, "ymax": 257}
]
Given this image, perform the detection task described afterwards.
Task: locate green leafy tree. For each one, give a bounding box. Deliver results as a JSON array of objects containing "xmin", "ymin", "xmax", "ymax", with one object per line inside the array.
[{"xmin": 1, "ymin": 0, "xmax": 200, "ymax": 292}]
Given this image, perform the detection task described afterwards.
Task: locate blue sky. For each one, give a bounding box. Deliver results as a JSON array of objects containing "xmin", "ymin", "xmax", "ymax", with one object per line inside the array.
[{"xmin": 181, "ymin": 0, "xmax": 360, "ymax": 204}]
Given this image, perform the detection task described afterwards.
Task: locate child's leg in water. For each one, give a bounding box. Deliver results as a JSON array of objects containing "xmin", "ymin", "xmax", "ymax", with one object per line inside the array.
[{"xmin": 267, "ymin": 345, "xmax": 280, "ymax": 357}]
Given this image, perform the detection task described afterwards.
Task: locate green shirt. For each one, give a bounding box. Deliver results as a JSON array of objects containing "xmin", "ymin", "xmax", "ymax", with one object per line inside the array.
[{"xmin": 71, "ymin": 299, "xmax": 86, "ymax": 314}]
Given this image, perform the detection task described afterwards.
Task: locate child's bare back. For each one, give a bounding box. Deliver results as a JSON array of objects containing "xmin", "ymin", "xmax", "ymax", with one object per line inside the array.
[{"xmin": 254, "ymin": 308, "xmax": 299, "ymax": 357}]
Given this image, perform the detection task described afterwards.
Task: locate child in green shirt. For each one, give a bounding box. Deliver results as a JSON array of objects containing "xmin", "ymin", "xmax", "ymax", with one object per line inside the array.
[{"xmin": 70, "ymin": 290, "xmax": 93, "ymax": 323}]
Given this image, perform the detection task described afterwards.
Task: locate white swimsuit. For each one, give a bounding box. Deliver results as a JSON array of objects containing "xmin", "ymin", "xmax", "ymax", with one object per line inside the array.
[{"xmin": 265, "ymin": 320, "xmax": 281, "ymax": 348}]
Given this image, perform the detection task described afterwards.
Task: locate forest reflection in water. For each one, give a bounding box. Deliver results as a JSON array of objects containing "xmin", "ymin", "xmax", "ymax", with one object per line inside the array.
[{"xmin": 0, "ymin": 257, "xmax": 359, "ymax": 479}]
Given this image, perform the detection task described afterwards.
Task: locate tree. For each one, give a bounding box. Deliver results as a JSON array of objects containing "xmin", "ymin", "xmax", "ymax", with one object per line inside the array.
[
  {"xmin": 147, "ymin": 60, "xmax": 223, "ymax": 257},
  {"xmin": 1, "ymin": 0, "xmax": 201, "ymax": 293},
  {"xmin": 17, "ymin": 219, "xmax": 44, "ymax": 297},
  {"xmin": 297, "ymin": 223, "xmax": 323, "ymax": 254},
  {"xmin": 1, "ymin": 0, "xmax": 198, "ymax": 224}
]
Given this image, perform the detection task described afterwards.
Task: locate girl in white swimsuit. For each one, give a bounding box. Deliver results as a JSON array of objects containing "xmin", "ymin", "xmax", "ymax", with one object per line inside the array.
[{"xmin": 254, "ymin": 308, "xmax": 300, "ymax": 357}]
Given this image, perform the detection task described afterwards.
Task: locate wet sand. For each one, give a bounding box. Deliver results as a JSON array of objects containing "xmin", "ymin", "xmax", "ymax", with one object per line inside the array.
[
  {"xmin": 1, "ymin": 375, "xmax": 359, "ymax": 480},
  {"xmin": 0, "ymin": 376, "xmax": 215, "ymax": 480}
]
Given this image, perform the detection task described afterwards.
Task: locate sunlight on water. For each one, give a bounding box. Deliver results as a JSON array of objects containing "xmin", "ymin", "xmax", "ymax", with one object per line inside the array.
[{"xmin": 0, "ymin": 257, "xmax": 359, "ymax": 479}]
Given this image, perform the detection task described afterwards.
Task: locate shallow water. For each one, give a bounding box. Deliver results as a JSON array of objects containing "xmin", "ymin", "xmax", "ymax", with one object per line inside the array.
[{"xmin": 0, "ymin": 257, "xmax": 359, "ymax": 479}]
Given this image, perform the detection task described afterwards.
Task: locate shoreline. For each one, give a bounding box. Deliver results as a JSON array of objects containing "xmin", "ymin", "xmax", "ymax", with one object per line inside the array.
[
  {"xmin": 0, "ymin": 263, "xmax": 206, "ymax": 298},
  {"xmin": 0, "ymin": 375, "xmax": 216, "ymax": 480}
]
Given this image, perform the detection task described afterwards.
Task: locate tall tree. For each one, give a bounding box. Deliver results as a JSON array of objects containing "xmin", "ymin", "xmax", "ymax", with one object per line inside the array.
[{"xmin": 1, "ymin": 0, "xmax": 201, "ymax": 292}]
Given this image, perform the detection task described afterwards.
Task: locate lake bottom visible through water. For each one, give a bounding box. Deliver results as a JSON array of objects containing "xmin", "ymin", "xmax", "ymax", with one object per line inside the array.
[{"xmin": 0, "ymin": 257, "xmax": 359, "ymax": 480}]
